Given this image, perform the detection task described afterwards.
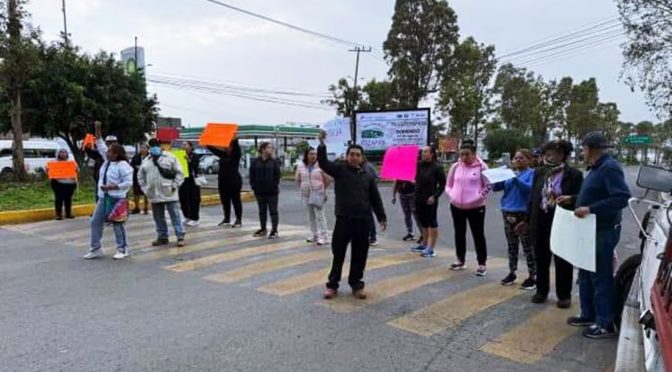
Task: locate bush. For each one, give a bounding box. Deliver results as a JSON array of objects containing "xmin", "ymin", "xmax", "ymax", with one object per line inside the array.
[{"xmin": 483, "ymin": 129, "xmax": 535, "ymax": 161}]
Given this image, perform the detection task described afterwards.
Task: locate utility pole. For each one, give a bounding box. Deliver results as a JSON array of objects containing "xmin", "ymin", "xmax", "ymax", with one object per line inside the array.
[
  {"xmin": 134, "ymin": 36, "xmax": 138, "ymax": 72},
  {"xmin": 61, "ymin": 0, "xmax": 69, "ymax": 46},
  {"xmin": 348, "ymin": 46, "xmax": 371, "ymax": 142}
]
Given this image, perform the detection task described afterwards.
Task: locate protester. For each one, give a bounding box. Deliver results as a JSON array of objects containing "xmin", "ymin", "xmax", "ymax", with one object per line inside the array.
[
  {"xmin": 492, "ymin": 149, "xmax": 536, "ymax": 289},
  {"xmin": 178, "ymin": 141, "xmax": 202, "ymax": 227},
  {"xmin": 208, "ymin": 138, "xmax": 243, "ymax": 228},
  {"xmin": 531, "ymin": 148, "xmax": 543, "ymax": 168},
  {"xmin": 411, "ymin": 146, "xmax": 446, "ymax": 258},
  {"xmin": 47, "ymin": 149, "xmax": 78, "ymax": 220},
  {"xmin": 525, "ymin": 140, "xmax": 583, "ymax": 308},
  {"xmin": 446, "ymin": 140, "xmax": 490, "ymax": 276},
  {"xmin": 138, "ymin": 138, "xmax": 186, "ymax": 247},
  {"xmin": 363, "ymin": 157, "xmax": 380, "ymax": 246},
  {"xmin": 249, "ymin": 142, "xmax": 281, "ymax": 239},
  {"xmin": 130, "ymin": 143, "xmax": 149, "ymax": 214},
  {"xmin": 317, "ymin": 132, "xmax": 387, "ymax": 300},
  {"xmin": 295, "ymin": 147, "xmax": 330, "ymax": 245},
  {"xmin": 567, "ymin": 132, "xmax": 631, "ymax": 339},
  {"xmin": 84, "ymin": 144, "xmax": 133, "ymax": 260},
  {"xmin": 391, "ymin": 180, "xmax": 422, "ymax": 242}
]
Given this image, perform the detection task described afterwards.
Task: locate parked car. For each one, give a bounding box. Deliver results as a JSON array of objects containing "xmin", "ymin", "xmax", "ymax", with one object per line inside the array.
[
  {"xmin": 0, "ymin": 139, "xmax": 73, "ymax": 177},
  {"xmin": 199, "ymin": 155, "xmax": 219, "ymax": 174},
  {"xmin": 615, "ymin": 165, "xmax": 672, "ymax": 371}
]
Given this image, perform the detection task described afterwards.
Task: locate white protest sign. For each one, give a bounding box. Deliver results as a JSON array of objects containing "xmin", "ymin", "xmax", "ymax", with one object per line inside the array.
[
  {"xmin": 309, "ymin": 117, "xmax": 351, "ymax": 157},
  {"xmin": 550, "ymin": 206, "xmax": 597, "ymax": 272},
  {"xmin": 482, "ymin": 167, "xmax": 517, "ymax": 184}
]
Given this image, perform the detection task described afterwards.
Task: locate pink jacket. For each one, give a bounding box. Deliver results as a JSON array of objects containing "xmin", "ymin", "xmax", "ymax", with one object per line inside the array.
[
  {"xmin": 446, "ymin": 157, "xmax": 490, "ymax": 209},
  {"xmin": 295, "ymin": 163, "xmax": 331, "ymax": 197}
]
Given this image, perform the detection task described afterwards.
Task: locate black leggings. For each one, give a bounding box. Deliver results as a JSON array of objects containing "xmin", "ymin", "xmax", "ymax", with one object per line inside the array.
[
  {"xmin": 51, "ymin": 180, "xmax": 76, "ymax": 217},
  {"xmin": 178, "ymin": 178, "xmax": 201, "ymax": 221},
  {"xmin": 450, "ymin": 205, "xmax": 487, "ymax": 265},
  {"xmin": 220, "ymin": 187, "xmax": 242, "ymax": 222}
]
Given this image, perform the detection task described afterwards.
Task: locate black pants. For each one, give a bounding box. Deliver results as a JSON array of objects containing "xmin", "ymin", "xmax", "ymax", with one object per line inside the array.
[
  {"xmin": 451, "ymin": 205, "xmax": 488, "ymax": 265},
  {"xmin": 534, "ymin": 209, "xmax": 574, "ymax": 300},
  {"xmin": 256, "ymin": 194, "xmax": 278, "ymax": 231},
  {"xmin": 369, "ymin": 211, "xmax": 377, "ymax": 241},
  {"xmin": 219, "ymin": 181, "xmax": 242, "ymax": 223},
  {"xmin": 178, "ymin": 178, "xmax": 201, "ymax": 221},
  {"xmin": 51, "ymin": 180, "xmax": 76, "ymax": 217},
  {"xmin": 327, "ymin": 216, "xmax": 370, "ymax": 291}
]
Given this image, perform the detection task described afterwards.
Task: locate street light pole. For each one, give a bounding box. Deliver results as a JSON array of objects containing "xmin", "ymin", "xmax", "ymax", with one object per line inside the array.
[{"xmin": 61, "ymin": 0, "xmax": 69, "ymax": 46}]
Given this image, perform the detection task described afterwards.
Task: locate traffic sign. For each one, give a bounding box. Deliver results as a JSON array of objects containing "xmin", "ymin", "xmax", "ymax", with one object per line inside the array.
[{"xmin": 623, "ymin": 135, "xmax": 651, "ymax": 145}]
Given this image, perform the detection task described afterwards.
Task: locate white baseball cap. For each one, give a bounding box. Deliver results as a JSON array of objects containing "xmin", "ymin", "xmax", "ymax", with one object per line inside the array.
[{"xmin": 104, "ymin": 135, "xmax": 118, "ymax": 142}]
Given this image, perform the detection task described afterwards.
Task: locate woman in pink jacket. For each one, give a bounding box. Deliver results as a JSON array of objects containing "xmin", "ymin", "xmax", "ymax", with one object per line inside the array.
[
  {"xmin": 446, "ymin": 140, "xmax": 491, "ymax": 276},
  {"xmin": 296, "ymin": 148, "xmax": 331, "ymax": 245}
]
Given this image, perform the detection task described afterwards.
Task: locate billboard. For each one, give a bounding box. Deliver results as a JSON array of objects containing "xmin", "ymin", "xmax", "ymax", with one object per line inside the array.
[
  {"xmin": 354, "ymin": 108, "xmax": 430, "ymax": 151},
  {"xmin": 120, "ymin": 46, "xmax": 146, "ymax": 74}
]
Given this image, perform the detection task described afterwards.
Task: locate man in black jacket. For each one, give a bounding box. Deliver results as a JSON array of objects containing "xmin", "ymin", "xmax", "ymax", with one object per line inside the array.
[
  {"xmin": 317, "ymin": 131, "xmax": 387, "ymax": 300},
  {"xmin": 249, "ymin": 142, "xmax": 281, "ymax": 239}
]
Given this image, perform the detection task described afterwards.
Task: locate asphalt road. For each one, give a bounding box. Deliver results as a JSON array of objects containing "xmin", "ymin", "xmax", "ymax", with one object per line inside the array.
[{"xmin": 0, "ymin": 166, "xmax": 646, "ymax": 372}]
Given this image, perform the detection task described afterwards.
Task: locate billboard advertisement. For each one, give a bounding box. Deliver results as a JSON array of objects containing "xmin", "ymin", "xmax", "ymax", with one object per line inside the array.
[{"xmin": 354, "ymin": 108, "xmax": 430, "ymax": 151}]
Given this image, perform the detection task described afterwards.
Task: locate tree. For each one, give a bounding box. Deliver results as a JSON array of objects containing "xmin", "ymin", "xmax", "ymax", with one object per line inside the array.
[
  {"xmin": 566, "ymin": 78, "xmax": 599, "ymax": 141},
  {"xmin": 483, "ymin": 128, "xmax": 534, "ymax": 161},
  {"xmin": 550, "ymin": 77, "xmax": 574, "ymax": 139},
  {"xmin": 652, "ymin": 119, "xmax": 672, "ymax": 164},
  {"xmin": 0, "ymin": 0, "xmax": 41, "ymax": 181},
  {"xmin": 617, "ymin": 0, "xmax": 672, "ymax": 116},
  {"xmin": 493, "ymin": 64, "xmax": 542, "ymax": 134},
  {"xmin": 322, "ymin": 78, "xmax": 359, "ymax": 118},
  {"xmin": 438, "ymin": 37, "xmax": 496, "ymax": 145},
  {"xmin": 383, "ymin": 0, "xmax": 459, "ymax": 108},
  {"xmin": 359, "ymin": 79, "xmax": 396, "ymax": 112},
  {"xmin": 635, "ymin": 120, "xmax": 655, "ymax": 164},
  {"xmin": 595, "ymin": 102, "xmax": 621, "ymax": 142}
]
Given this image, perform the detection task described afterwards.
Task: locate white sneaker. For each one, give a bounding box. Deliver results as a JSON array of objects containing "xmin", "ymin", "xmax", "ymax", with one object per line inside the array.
[
  {"xmin": 184, "ymin": 218, "xmax": 192, "ymax": 224},
  {"xmin": 83, "ymin": 250, "xmax": 104, "ymax": 259},
  {"xmin": 189, "ymin": 220, "xmax": 200, "ymax": 227},
  {"xmin": 113, "ymin": 251, "xmax": 129, "ymax": 260}
]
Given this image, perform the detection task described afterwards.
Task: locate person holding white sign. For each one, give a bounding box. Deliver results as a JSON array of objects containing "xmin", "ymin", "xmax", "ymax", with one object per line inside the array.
[{"xmin": 567, "ymin": 132, "xmax": 631, "ymax": 340}]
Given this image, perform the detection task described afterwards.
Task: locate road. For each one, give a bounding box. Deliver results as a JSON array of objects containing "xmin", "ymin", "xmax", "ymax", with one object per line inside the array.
[{"xmin": 0, "ymin": 167, "xmax": 646, "ymax": 371}]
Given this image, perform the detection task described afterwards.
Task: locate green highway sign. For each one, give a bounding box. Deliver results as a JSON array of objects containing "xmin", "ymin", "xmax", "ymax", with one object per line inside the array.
[{"xmin": 623, "ymin": 135, "xmax": 652, "ymax": 145}]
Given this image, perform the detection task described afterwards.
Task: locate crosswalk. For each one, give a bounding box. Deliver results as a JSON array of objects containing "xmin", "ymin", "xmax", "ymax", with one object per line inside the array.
[{"xmin": 3, "ymin": 214, "xmax": 607, "ymax": 369}]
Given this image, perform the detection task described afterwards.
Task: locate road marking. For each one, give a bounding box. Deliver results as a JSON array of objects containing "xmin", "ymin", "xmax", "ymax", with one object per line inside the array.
[
  {"xmin": 480, "ymin": 300, "xmax": 579, "ymax": 364},
  {"xmin": 257, "ymin": 252, "xmax": 423, "ymax": 296},
  {"xmin": 321, "ymin": 258, "xmax": 507, "ymax": 313},
  {"xmin": 164, "ymin": 240, "xmax": 309, "ymax": 272},
  {"xmin": 388, "ymin": 281, "xmax": 521, "ymax": 337},
  {"xmin": 132, "ymin": 230, "xmax": 303, "ymax": 262},
  {"xmin": 203, "ymin": 250, "xmax": 332, "ymax": 284}
]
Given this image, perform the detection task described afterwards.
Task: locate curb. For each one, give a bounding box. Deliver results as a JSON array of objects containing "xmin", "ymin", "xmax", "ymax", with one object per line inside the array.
[{"xmin": 0, "ymin": 191, "xmax": 255, "ymax": 226}]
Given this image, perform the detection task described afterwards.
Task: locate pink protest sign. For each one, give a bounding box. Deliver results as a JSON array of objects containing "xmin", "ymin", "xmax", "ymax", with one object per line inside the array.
[{"xmin": 380, "ymin": 145, "xmax": 419, "ymax": 182}]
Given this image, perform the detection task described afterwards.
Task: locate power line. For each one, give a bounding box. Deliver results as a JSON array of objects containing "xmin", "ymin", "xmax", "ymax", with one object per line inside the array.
[
  {"xmin": 507, "ymin": 30, "xmax": 625, "ymax": 63},
  {"xmin": 518, "ymin": 35, "xmax": 624, "ymax": 68}
]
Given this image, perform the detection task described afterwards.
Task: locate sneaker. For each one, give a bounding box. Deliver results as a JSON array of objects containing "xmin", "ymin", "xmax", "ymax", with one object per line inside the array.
[
  {"xmin": 65, "ymin": 215, "xmax": 75, "ymax": 219},
  {"xmin": 142, "ymin": 209, "xmax": 149, "ymax": 215},
  {"xmin": 218, "ymin": 219, "xmax": 231, "ymax": 227},
  {"xmin": 531, "ymin": 293, "xmax": 547, "ymax": 304},
  {"xmin": 410, "ymin": 244, "xmax": 426, "ymax": 253},
  {"xmin": 352, "ymin": 289, "xmax": 367, "ymax": 300},
  {"xmin": 253, "ymin": 229, "xmax": 268, "ymax": 237},
  {"xmin": 567, "ymin": 316, "xmax": 594, "ymax": 327},
  {"xmin": 184, "ymin": 218, "xmax": 192, "ymax": 224},
  {"xmin": 420, "ymin": 248, "xmax": 436, "ymax": 257},
  {"xmin": 582, "ymin": 324, "xmax": 616, "ymax": 339},
  {"xmin": 417, "ymin": 237, "xmax": 424, "ymax": 244},
  {"xmin": 231, "ymin": 220, "xmax": 242, "ymax": 228},
  {"xmin": 501, "ymin": 273, "xmax": 517, "ymax": 286},
  {"xmin": 475, "ymin": 265, "xmax": 487, "ymax": 277},
  {"xmin": 402, "ymin": 233, "xmax": 415, "ymax": 241},
  {"xmin": 519, "ymin": 277, "xmax": 536, "ymax": 290},
  {"xmin": 113, "ymin": 251, "xmax": 129, "ymax": 260},
  {"xmin": 152, "ymin": 238, "xmax": 169, "ymax": 246},
  {"xmin": 316, "ymin": 239, "xmax": 327, "ymax": 246},
  {"xmin": 268, "ymin": 230, "xmax": 279, "ymax": 239},
  {"xmin": 369, "ymin": 239, "xmax": 379, "ymax": 246},
  {"xmin": 450, "ymin": 261, "xmax": 466, "ymax": 271},
  {"xmin": 557, "ymin": 298, "xmax": 572, "ymax": 309},
  {"xmin": 55, "ymin": 216, "xmax": 63, "ymax": 221},
  {"xmin": 306, "ymin": 236, "xmax": 317, "ymax": 243},
  {"xmin": 83, "ymin": 250, "xmax": 103, "ymax": 259},
  {"xmin": 177, "ymin": 237, "xmax": 185, "ymax": 247},
  {"xmin": 323, "ymin": 288, "xmax": 337, "ymax": 299},
  {"xmin": 130, "ymin": 209, "xmax": 140, "ymax": 215},
  {"xmin": 186, "ymin": 220, "xmax": 199, "ymax": 227}
]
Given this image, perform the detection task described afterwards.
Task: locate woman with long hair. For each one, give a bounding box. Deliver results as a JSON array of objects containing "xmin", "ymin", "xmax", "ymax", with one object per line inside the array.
[
  {"xmin": 411, "ymin": 145, "xmax": 446, "ymax": 257},
  {"xmin": 130, "ymin": 143, "xmax": 149, "ymax": 214},
  {"xmin": 85, "ymin": 144, "xmax": 134, "ymax": 260},
  {"xmin": 295, "ymin": 147, "xmax": 330, "ymax": 245},
  {"xmin": 208, "ymin": 138, "xmax": 242, "ymax": 228},
  {"xmin": 47, "ymin": 148, "xmax": 78, "ymax": 220},
  {"xmin": 446, "ymin": 140, "xmax": 491, "ymax": 276},
  {"xmin": 179, "ymin": 141, "xmax": 202, "ymax": 226}
]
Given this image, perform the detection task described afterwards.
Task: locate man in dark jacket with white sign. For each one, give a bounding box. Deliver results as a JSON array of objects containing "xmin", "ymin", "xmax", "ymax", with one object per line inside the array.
[{"xmin": 317, "ymin": 130, "xmax": 387, "ymax": 300}]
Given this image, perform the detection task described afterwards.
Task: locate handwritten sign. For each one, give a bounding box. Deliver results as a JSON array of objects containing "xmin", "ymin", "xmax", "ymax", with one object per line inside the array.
[
  {"xmin": 47, "ymin": 161, "xmax": 78, "ymax": 179},
  {"xmin": 482, "ymin": 167, "xmax": 516, "ymax": 184},
  {"xmin": 380, "ymin": 145, "xmax": 419, "ymax": 182},
  {"xmin": 82, "ymin": 134, "xmax": 96, "ymax": 149},
  {"xmin": 171, "ymin": 149, "xmax": 189, "ymax": 178},
  {"xmin": 199, "ymin": 123, "xmax": 238, "ymax": 148},
  {"xmin": 550, "ymin": 206, "xmax": 596, "ymax": 272}
]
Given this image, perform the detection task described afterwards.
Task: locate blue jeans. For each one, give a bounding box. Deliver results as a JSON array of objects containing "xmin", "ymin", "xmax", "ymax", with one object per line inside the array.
[
  {"xmin": 579, "ymin": 226, "xmax": 621, "ymax": 329},
  {"xmin": 90, "ymin": 199, "xmax": 128, "ymax": 253},
  {"xmin": 152, "ymin": 201, "xmax": 185, "ymax": 240}
]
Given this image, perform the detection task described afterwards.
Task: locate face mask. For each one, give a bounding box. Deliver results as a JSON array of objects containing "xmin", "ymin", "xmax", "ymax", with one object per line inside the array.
[{"xmin": 150, "ymin": 147, "xmax": 162, "ymax": 157}]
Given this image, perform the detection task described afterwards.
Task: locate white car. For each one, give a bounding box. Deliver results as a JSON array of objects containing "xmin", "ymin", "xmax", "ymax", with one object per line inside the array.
[
  {"xmin": 0, "ymin": 139, "xmax": 73, "ymax": 177},
  {"xmin": 199, "ymin": 155, "xmax": 219, "ymax": 174}
]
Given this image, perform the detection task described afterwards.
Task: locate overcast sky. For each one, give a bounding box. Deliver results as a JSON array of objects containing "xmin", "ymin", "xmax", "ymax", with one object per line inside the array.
[{"xmin": 28, "ymin": 0, "xmax": 656, "ymax": 128}]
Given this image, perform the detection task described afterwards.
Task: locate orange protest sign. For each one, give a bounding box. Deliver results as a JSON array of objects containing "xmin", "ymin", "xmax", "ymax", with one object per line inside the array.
[
  {"xmin": 199, "ymin": 123, "xmax": 239, "ymax": 148},
  {"xmin": 47, "ymin": 161, "xmax": 78, "ymax": 179},
  {"xmin": 82, "ymin": 133, "xmax": 96, "ymax": 149}
]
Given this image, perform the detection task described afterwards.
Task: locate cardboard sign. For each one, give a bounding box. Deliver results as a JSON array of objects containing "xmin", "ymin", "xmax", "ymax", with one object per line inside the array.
[
  {"xmin": 47, "ymin": 161, "xmax": 78, "ymax": 179},
  {"xmin": 380, "ymin": 145, "xmax": 419, "ymax": 182},
  {"xmin": 171, "ymin": 149, "xmax": 190, "ymax": 178},
  {"xmin": 82, "ymin": 134, "xmax": 96, "ymax": 149},
  {"xmin": 199, "ymin": 123, "xmax": 238, "ymax": 148}
]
